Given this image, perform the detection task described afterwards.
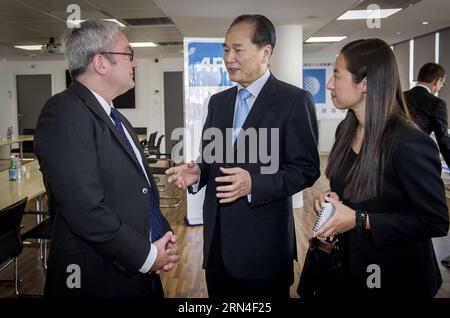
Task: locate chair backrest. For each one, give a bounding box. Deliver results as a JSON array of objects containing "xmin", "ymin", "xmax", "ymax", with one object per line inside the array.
[
  {"xmin": 22, "ymin": 128, "xmax": 34, "ymax": 135},
  {"xmin": 21, "ymin": 129, "xmax": 35, "ymax": 153},
  {"xmin": 155, "ymin": 135, "xmax": 164, "ymax": 149},
  {"xmin": 0, "ymin": 198, "xmax": 28, "ymax": 264},
  {"xmin": 148, "ymin": 132, "xmax": 157, "ymax": 147}
]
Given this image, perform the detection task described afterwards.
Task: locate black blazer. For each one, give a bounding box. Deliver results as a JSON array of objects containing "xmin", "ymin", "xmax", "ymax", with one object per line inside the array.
[
  {"xmin": 404, "ymin": 86, "xmax": 450, "ymax": 167},
  {"xmin": 330, "ymin": 120, "xmax": 449, "ymax": 297},
  {"xmin": 196, "ymin": 74, "xmax": 320, "ymax": 279},
  {"xmin": 34, "ymin": 81, "xmax": 170, "ymax": 297}
]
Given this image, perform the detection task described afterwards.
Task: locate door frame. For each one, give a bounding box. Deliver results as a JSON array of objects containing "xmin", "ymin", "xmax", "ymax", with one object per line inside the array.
[{"xmin": 158, "ymin": 66, "xmax": 183, "ymax": 153}]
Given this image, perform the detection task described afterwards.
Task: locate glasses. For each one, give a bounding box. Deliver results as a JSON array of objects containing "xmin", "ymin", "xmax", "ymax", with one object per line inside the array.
[{"xmin": 100, "ymin": 49, "xmax": 134, "ymax": 61}]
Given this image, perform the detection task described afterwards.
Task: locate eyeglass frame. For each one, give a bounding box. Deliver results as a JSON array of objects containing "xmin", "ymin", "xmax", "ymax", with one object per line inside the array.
[{"xmin": 100, "ymin": 49, "xmax": 134, "ymax": 62}]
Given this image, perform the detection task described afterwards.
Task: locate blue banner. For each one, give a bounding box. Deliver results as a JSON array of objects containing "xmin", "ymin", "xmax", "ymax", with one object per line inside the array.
[
  {"xmin": 188, "ymin": 42, "xmax": 234, "ymax": 87},
  {"xmin": 303, "ymin": 68, "xmax": 326, "ymax": 104}
]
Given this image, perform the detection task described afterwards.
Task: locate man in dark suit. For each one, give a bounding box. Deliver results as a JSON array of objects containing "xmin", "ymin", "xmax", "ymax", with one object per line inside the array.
[
  {"xmin": 404, "ymin": 62, "xmax": 450, "ymax": 167},
  {"xmin": 166, "ymin": 14, "xmax": 320, "ymax": 297},
  {"xmin": 404, "ymin": 64, "xmax": 450, "ymax": 269},
  {"xmin": 34, "ymin": 20, "xmax": 179, "ymax": 297}
]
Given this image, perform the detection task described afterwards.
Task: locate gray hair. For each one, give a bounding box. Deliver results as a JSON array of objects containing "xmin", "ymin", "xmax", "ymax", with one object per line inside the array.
[{"xmin": 64, "ymin": 19, "xmax": 120, "ymax": 79}]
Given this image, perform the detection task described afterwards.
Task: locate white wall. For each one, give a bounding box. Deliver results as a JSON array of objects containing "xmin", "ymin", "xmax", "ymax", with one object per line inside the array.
[
  {"xmin": 303, "ymin": 58, "xmax": 345, "ymax": 154},
  {"xmin": 0, "ymin": 57, "xmax": 183, "ymax": 157}
]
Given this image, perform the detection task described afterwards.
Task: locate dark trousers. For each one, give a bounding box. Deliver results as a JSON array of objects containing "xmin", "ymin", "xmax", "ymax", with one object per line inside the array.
[
  {"xmin": 205, "ymin": 215, "xmax": 293, "ymax": 298},
  {"xmin": 145, "ymin": 273, "xmax": 165, "ymax": 298}
]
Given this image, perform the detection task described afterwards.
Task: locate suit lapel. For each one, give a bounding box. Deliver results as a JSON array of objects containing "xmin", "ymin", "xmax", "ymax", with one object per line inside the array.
[
  {"xmin": 220, "ymin": 86, "xmax": 238, "ymax": 149},
  {"xmin": 234, "ymin": 74, "xmax": 277, "ymax": 151},
  {"xmin": 223, "ymin": 86, "xmax": 238, "ymax": 129},
  {"xmin": 121, "ymin": 115, "xmax": 159, "ymax": 193},
  {"xmin": 69, "ymin": 81, "xmax": 143, "ymax": 171}
]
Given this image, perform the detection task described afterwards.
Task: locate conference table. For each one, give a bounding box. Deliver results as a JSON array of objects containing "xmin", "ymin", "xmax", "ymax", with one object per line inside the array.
[
  {"xmin": 0, "ymin": 160, "xmax": 45, "ymax": 211},
  {"xmin": 0, "ymin": 135, "xmax": 34, "ymax": 162}
]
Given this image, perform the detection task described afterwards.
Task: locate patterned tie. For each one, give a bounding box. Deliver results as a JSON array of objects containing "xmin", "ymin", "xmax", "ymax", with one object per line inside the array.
[
  {"xmin": 110, "ymin": 107, "xmax": 165, "ymax": 242},
  {"xmin": 233, "ymin": 88, "xmax": 252, "ymax": 143}
]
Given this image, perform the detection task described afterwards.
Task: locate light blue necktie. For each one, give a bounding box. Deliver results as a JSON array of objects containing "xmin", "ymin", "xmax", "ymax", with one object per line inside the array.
[{"xmin": 233, "ymin": 88, "xmax": 252, "ymax": 143}]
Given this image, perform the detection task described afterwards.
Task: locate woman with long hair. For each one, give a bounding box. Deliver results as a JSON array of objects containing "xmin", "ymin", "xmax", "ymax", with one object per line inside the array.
[{"xmin": 310, "ymin": 38, "xmax": 449, "ymax": 297}]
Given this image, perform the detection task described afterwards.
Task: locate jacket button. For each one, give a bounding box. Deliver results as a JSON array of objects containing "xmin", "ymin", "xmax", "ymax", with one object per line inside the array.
[{"xmin": 142, "ymin": 188, "xmax": 148, "ymax": 194}]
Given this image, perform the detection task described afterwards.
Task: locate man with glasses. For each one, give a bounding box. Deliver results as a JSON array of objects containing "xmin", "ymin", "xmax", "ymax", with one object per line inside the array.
[
  {"xmin": 34, "ymin": 19, "xmax": 179, "ymax": 297},
  {"xmin": 405, "ymin": 62, "xmax": 450, "ymax": 170}
]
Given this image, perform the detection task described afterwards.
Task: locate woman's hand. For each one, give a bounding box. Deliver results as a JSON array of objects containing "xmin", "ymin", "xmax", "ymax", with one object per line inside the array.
[
  {"xmin": 313, "ymin": 191, "xmax": 340, "ymax": 215},
  {"xmin": 313, "ymin": 196, "xmax": 356, "ymax": 239}
]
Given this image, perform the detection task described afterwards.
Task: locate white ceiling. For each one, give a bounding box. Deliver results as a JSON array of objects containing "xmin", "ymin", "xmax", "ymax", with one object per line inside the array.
[{"xmin": 0, "ymin": 0, "xmax": 449, "ymax": 61}]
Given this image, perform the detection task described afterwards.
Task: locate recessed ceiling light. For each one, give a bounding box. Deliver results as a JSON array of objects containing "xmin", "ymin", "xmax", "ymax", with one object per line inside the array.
[
  {"xmin": 422, "ymin": 21, "xmax": 429, "ymax": 25},
  {"xmin": 396, "ymin": 32, "xmax": 401, "ymax": 35},
  {"xmin": 14, "ymin": 45, "xmax": 42, "ymax": 50},
  {"xmin": 306, "ymin": 36, "xmax": 347, "ymax": 43},
  {"xmin": 67, "ymin": 19, "xmax": 125, "ymax": 28},
  {"xmin": 130, "ymin": 42, "xmax": 157, "ymax": 47},
  {"xmin": 337, "ymin": 8, "xmax": 402, "ymax": 20}
]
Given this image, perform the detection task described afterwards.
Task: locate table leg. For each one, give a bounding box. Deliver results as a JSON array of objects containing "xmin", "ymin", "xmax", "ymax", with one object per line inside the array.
[
  {"xmin": 20, "ymin": 142, "xmax": 23, "ymax": 164},
  {"xmin": 442, "ymin": 255, "xmax": 450, "ymax": 267},
  {"xmin": 35, "ymin": 197, "xmax": 43, "ymax": 259}
]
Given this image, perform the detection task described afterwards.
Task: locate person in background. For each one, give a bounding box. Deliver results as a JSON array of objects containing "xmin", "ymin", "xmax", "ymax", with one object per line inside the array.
[
  {"xmin": 309, "ymin": 39, "xmax": 449, "ymax": 297},
  {"xmin": 166, "ymin": 14, "xmax": 320, "ymax": 298},
  {"xmin": 404, "ymin": 62, "xmax": 450, "ymax": 168},
  {"xmin": 34, "ymin": 19, "xmax": 179, "ymax": 297}
]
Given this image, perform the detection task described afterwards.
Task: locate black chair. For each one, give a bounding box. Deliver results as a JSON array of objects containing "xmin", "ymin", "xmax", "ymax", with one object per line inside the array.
[
  {"xmin": 21, "ymin": 214, "xmax": 53, "ymax": 269},
  {"xmin": 133, "ymin": 127, "xmax": 147, "ymax": 135},
  {"xmin": 0, "ymin": 197, "xmax": 28, "ymax": 296},
  {"xmin": 141, "ymin": 131, "xmax": 158, "ymax": 156},
  {"xmin": 11, "ymin": 128, "xmax": 34, "ymax": 156},
  {"xmin": 149, "ymin": 135, "xmax": 171, "ymax": 159},
  {"xmin": 147, "ymin": 132, "xmax": 158, "ymax": 149},
  {"xmin": 21, "ymin": 173, "xmax": 54, "ymax": 270}
]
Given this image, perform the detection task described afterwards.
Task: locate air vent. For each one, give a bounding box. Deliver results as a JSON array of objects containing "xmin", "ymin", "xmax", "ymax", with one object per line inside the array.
[
  {"xmin": 157, "ymin": 41, "xmax": 183, "ymax": 46},
  {"xmin": 122, "ymin": 17, "xmax": 175, "ymax": 26}
]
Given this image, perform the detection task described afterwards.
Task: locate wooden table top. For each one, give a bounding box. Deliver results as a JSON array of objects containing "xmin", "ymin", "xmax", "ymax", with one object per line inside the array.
[{"xmin": 0, "ymin": 160, "xmax": 45, "ymax": 210}]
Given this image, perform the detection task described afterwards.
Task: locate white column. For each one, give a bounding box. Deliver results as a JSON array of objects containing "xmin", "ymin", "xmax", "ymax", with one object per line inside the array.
[
  {"xmin": 270, "ymin": 25, "xmax": 304, "ymax": 208},
  {"xmin": 270, "ymin": 25, "xmax": 303, "ymax": 87}
]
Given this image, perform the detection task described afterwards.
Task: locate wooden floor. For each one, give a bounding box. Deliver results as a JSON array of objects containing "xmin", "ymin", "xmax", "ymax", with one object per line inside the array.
[{"xmin": 1, "ymin": 155, "xmax": 449, "ymax": 298}]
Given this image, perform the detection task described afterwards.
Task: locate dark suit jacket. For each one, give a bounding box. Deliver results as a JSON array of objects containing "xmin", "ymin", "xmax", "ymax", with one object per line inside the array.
[
  {"xmin": 404, "ymin": 86, "xmax": 450, "ymax": 167},
  {"xmin": 330, "ymin": 120, "xmax": 449, "ymax": 297},
  {"xmin": 34, "ymin": 81, "xmax": 170, "ymax": 297},
  {"xmin": 196, "ymin": 74, "xmax": 320, "ymax": 280}
]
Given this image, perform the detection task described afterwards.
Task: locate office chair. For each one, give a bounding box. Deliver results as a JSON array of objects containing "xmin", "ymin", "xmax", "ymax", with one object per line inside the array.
[
  {"xmin": 148, "ymin": 132, "xmax": 158, "ymax": 149},
  {"xmin": 148, "ymin": 159, "xmax": 182, "ymax": 208},
  {"xmin": 11, "ymin": 128, "xmax": 34, "ymax": 156},
  {"xmin": 21, "ymin": 213, "xmax": 53, "ymax": 269},
  {"xmin": 133, "ymin": 127, "xmax": 147, "ymax": 135},
  {"xmin": 21, "ymin": 174, "xmax": 54, "ymax": 269},
  {"xmin": 0, "ymin": 197, "xmax": 28, "ymax": 296}
]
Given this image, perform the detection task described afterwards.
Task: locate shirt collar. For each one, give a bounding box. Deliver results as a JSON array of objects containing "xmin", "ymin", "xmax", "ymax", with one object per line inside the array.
[
  {"xmin": 417, "ymin": 83, "xmax": 432, "ymax": 93},
  {"xmin": 237, "ymin": 69, "xmax": 270, "ymax": 98},
  {"xmin": 88, "ymin": 89, "xmax": 115, "ymax": 116}
]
